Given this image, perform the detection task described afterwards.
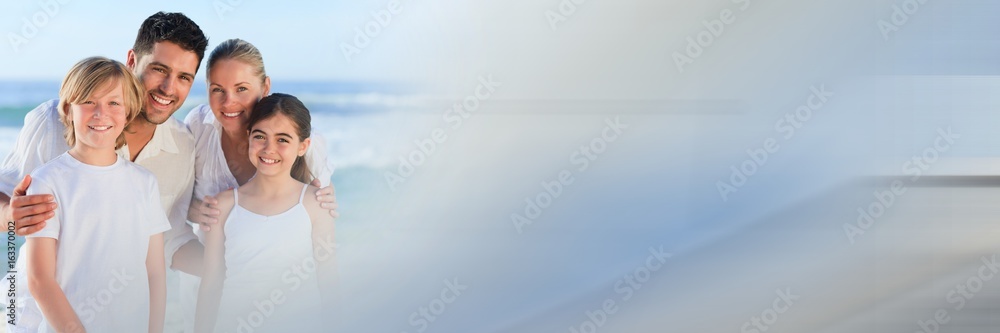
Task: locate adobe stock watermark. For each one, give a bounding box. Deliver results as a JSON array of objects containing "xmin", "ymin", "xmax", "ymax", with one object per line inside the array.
[
  {"xmin": 716, "ymin": 85, "xmax": 834, "ymax": 202},
  {"xmin": 672, "ymin": 0, "xmax": 753, "ymax": 73},
  {"xmin": 842, "ymin": 127, "xmax": 958, "ymax": 244},
  {"xmin": 384, "ymin": 75, "xmax": 502, "ymax": 192},
  {"xmin": 213, "ymin": 0, "xmax": 246, "ymax": 21},
  {"xmin": 740, "ymin": 288, "xmax": 800, "ymax": 333},
  {"xmin": 7, "ymin": 0, "xmax": 71, "ymax": 53},
  {"xmin": 6, "ymin": 221, "xmax": 16, "ymax": 325},
  {"xmin": 545, "ymin": 0, "xmax": 591, "ymax": 31},
  {"xmin": 77, "ymin": 267, "xmax": 134, "ymax": 324},
  {"xmin": 912, "ymin": 253, "xmax": 999, "ymax": 333},
  {"xmin": 401, "ymin": 277, "xmax": 468, "ymax": 333},
  {"xmin": 341, "ymin": 0, "xmax": 408, "ymax": 62},
  {"xmin": 232, "ymin": 234, "xmax": 338, "ymax": 332},
  {"xmin": 568, "ymin": 246, "xmax": 671, "ymax": 333},
  {"xmin": 877, "ymin": 0, "xmax": 930, "ymax": 41},
  {"xmin": 511, "ymin": 117, "xmax": 628, "ymax": 234}
]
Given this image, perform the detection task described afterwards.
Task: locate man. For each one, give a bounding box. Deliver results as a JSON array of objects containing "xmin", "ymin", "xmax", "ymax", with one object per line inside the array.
[{"xmin": 0, "ymin": 11, "xmax": 207, "ymax": 275}]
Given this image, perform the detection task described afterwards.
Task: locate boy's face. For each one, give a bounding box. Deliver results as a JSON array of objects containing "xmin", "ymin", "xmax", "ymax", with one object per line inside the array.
[
  {"xmin": 70, "ymin": 82, "xmax": 129, "ymax": 151},
  {"xmin": 129, "ymin": 41, "xmax": 199, "ymax": 125}
]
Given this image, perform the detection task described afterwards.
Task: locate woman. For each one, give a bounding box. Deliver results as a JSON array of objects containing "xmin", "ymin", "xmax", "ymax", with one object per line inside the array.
[{"xmin": 185, "ymin": 39, "xmax": 338, "ymax": 228}]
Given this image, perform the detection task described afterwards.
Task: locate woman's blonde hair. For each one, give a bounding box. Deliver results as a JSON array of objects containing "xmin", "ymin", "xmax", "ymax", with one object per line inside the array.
[
  {"xmin": 58, "ymin": 56, "xmax": 145, "ymax": 150},
  {"xmin": 207, "ymin": 38, "xmax": 267, "ymax": 85}
]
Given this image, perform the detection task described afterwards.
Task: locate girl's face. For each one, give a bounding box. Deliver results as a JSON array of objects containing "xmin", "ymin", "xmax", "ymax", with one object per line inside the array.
[
  {"xmin": 248, "ymin": 113, "xmax": 310, "ymax": 178},
  {"xmin": 208, "ymin": 59, "xmax": 270, "ymax": 132},
  {"xmin": 69, "ymin": 81, "xmax": 128, "ymax": 151}
]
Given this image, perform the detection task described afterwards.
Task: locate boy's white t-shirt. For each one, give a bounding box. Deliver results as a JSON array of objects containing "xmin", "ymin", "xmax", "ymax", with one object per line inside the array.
[{"xmin": 5, "ymin": 153, "xmax": 171, "ymax": 333}]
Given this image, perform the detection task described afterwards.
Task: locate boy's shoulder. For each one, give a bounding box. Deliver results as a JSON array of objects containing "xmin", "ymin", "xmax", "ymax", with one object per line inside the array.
[{"xmin": 29, "ymin": 153, "xmax": 70, "ymax": 183}]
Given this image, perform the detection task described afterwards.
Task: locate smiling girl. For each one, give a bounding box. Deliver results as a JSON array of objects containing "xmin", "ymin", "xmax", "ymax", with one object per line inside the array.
[{"xmin": 195, "ymin": 93, "xmax": 335, "ymax": 332}]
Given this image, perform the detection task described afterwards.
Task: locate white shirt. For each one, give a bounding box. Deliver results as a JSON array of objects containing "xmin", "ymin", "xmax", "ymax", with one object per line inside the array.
[
  {"xmin": 0, "ymin": 99, "xmax": 197, "ymax": 269},
  {"xmin": 6, "ymin": 153, "xmax": 171, "ymax": 333}
]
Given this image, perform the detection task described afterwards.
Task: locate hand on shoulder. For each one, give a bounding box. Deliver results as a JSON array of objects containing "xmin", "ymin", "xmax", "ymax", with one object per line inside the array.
[{"xmin": 304, "ymin": 185, "xmax": 334, "ymax": 224}]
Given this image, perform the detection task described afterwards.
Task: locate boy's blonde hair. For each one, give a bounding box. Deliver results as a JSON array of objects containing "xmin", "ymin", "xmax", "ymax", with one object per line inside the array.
[{"xmin": 58, "ymin": 56, "xmax": 145, "ymax": 150}]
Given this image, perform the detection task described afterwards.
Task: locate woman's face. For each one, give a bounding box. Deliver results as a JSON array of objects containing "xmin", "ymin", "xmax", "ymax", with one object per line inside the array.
[
  {"xmin": 208, "ymin": 59, "xmax": 270, "ymax": 132},
  {"xmin": 248, "ymin": 113, "xmax": 310, "ymax": 177}
]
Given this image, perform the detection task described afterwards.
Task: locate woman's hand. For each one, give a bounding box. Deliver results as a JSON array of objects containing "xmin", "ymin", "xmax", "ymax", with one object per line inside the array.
[{"xmin": 310, "ymin": 179, "xmax": 339, "ymax": 219}]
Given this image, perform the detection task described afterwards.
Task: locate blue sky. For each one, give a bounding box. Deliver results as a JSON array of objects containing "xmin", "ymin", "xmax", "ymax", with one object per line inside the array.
[{"xmin": 0, "ymin": 0, "xmax": 474, "ymax": 82}]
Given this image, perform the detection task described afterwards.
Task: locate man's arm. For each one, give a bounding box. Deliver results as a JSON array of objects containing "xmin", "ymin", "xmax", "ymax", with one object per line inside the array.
[
  {"xmin": 147, "ymin": 233, "xmax": 166, "ymax": 333},
  {"xmin": 165, "ymin": 147, "xmax": 204, "ymax": 275},
  {"xmin": 26, "ymin": 238, "xmax": 86, "ymax": 333},
  {"xmin": 186, "ymin": 195, "xmax": 221, "ymax": 231},
  {"xmin": 1, "ymin": 175, "xmax": 56, "ymax": 236},
  {"xmin": 0, "ymin": 101, "xmax": 65, "ymax": 236},
  {"xmin": 171, "ymin": 239, "xmax": 204, "ymax": 277},
  {"xmin": 194, "ymin": 190, "xmax": 233, "ymax": 333}
]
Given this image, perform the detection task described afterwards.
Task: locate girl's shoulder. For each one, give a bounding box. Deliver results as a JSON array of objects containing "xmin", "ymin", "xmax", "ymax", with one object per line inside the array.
[
  {"xmin": 215, "ymin": 188, "xmax": 237, "ymax": 215},
  {"xmin": 300, "ymin": 184, "xmax": 321, "ymax": 208},
  {"xmin": 300, "ymin": 184, "xmax": 329, "ymax": 221}
]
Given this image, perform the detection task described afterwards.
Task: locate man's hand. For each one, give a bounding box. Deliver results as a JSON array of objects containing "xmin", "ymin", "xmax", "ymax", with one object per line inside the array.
[
  {"xmin": 310, "ymin": 179, "xmax": 339, "ymax": 219},
  {"xmin": 187, "ymin": 195, "xmax": 221, "ymax": 232},
  {"xmin": 3, "ymin": 175, "xmax": 56, "ymax": 236}
]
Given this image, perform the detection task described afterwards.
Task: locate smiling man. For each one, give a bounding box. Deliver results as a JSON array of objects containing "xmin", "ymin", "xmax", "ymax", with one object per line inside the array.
[{"xmin": 0, "ymin": 11, "xmax": 208, "ymax": 275}]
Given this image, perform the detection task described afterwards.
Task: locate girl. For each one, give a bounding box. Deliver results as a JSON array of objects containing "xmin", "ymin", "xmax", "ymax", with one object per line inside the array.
[
  {"xmin": 181, "ymin": 38, "xmax": 337, "ymax": 332},
  {"xmin": 6, "ymin": 57, "xmax": 170, "ymax": 333},
  {"xmin": 195, "ymin": 93, "xmax": 336, "ymax": 332}
]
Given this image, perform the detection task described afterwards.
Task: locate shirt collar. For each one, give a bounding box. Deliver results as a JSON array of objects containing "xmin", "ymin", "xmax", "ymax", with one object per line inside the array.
[{"xmin": 119, "ymin": 119, "xmax": 181, "ymax": 160}]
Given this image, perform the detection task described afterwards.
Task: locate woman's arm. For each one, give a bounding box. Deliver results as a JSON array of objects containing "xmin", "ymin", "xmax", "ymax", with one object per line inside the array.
[
  {"xmin": 146, "ymin": 233, "xmax": 166, "ymax": 333},
  {"xmin": 194, "ymin": 190, "xmax": 234, "ymax": 333},
  {"xmin": 26, "ymin": 238, "xmax": 86, "ymax": 333}
]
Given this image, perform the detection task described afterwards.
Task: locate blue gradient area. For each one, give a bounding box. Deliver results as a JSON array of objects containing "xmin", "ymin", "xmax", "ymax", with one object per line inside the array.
[{"xmin": 2, "ymin": 0, "xmax": 1000, "ymax": 332}]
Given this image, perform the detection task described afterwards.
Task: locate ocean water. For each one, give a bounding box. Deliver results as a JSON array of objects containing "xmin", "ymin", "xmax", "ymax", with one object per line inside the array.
[{"xmin": 0, "ymin": 80, "xmax": 427, "ymax": 209}]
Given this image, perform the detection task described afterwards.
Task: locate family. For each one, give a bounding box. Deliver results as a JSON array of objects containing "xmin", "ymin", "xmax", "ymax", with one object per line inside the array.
[{"xmin": 0, "ymin": 12, "xmax": 338, "ymax": 333}]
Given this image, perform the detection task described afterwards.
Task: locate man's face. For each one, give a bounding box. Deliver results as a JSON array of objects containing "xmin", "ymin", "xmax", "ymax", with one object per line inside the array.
[{"xmin": 130, "ymin": 41, "xmax": 199, "ymax": 125}]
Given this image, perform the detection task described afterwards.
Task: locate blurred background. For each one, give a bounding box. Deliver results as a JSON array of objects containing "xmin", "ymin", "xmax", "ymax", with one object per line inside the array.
[{"xmin": 3, "ymin": 0, "xmax": 1000, "ymax": 332}]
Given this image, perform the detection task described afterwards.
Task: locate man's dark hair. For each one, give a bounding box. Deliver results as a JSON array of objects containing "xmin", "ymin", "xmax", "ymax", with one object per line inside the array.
[{"xmin": 132, "ymin": 12, "xmax": 209, "ymax": 72}]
